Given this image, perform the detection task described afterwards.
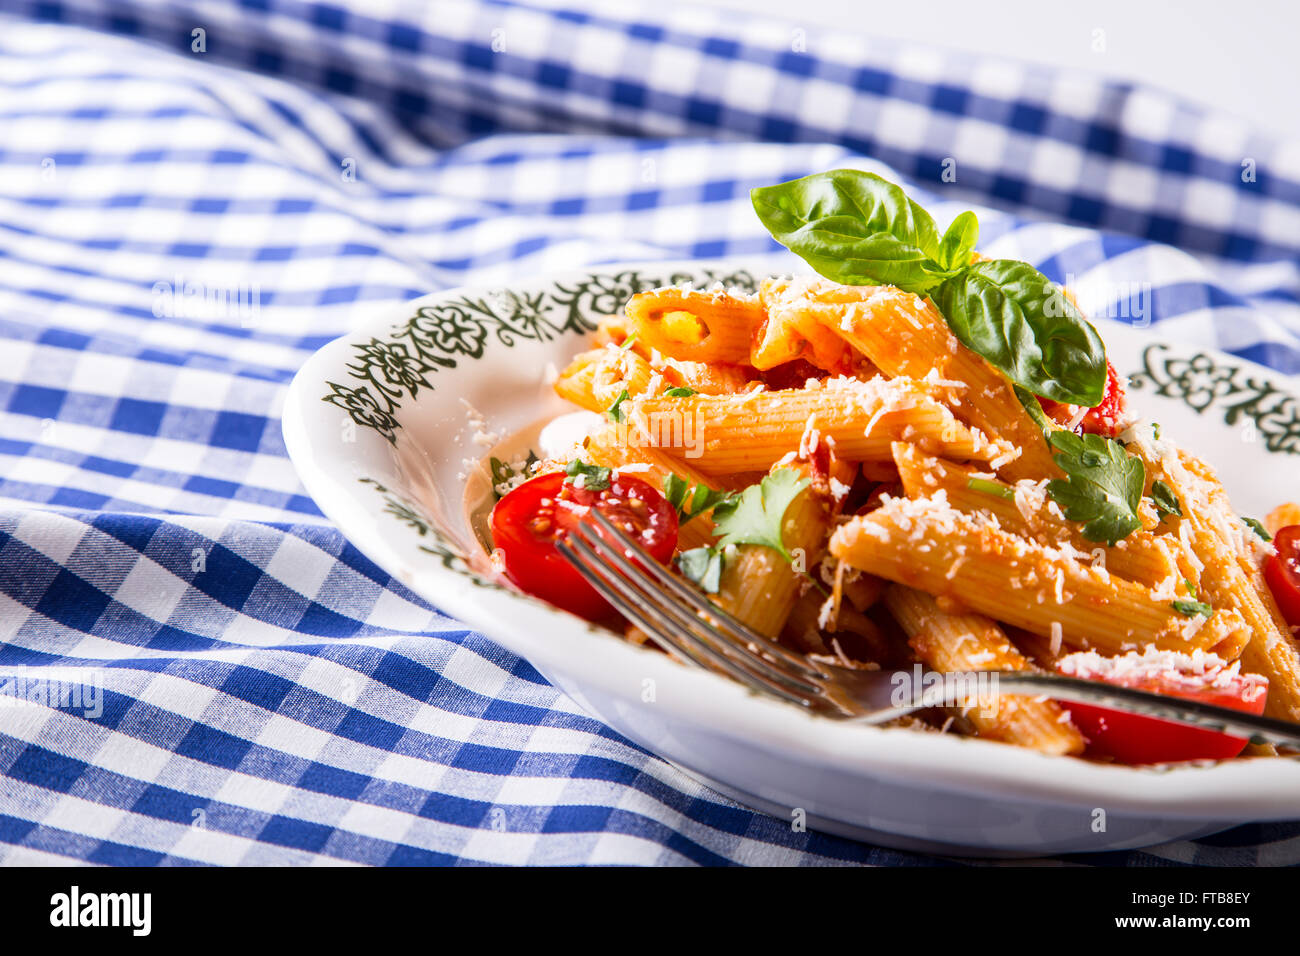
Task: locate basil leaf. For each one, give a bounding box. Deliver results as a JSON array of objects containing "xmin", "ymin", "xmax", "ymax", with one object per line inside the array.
[
  {"xmin": 936, "ymin": 210, "xmax": 979, "ymax": 272},
  {"xmin": 935, "ymin": 259, "xmax": 1107, "ymax": 405},
  {"xmin": 664, "ymin": 386, "xmax": 697, "ymax": 397},
  {"xmin": 750, "ymin": 170, "xmax": 957, "ymax": 294}
]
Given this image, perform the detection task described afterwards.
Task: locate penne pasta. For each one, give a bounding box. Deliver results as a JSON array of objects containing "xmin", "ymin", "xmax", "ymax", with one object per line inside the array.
[
  {"xmin": 625, "ymin": 287, "xmax": 763, "ymax": 365},
  {"xmin": 891, "ymin": 443, "xmax": 1180, "ymax": 588},
  {"xmin": 709, "ymin": 461, "xmax": 831, "ymax": 637},
  {"xmin": 1128, "ymin": 436, "xmax": 1300, "ymax": 721},
  {"xmin": 761, "ymin": 276, "xmax": 1057, "ymax": 480},
  {"xmin": 884, "ymin": 585, "xmax": 1085, "ymax": 755},
  {"xmin": 623, "ymin": 377, "xmax": 1010, "ymax": 475},
  {"xmin": 829, "ymin": 495, "xmax": 1251, "ymax": 659}
]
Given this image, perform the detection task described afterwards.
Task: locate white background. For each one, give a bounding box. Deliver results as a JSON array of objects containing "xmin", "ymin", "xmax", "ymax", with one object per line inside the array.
[{"xmin": 695, "ymin": 0, "xmax": 1300, "ymax": 138}]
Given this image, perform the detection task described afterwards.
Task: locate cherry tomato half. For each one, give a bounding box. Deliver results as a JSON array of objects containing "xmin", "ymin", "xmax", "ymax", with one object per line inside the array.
[
  {"xmin": 1264, "ymin": 525, "xmax": 1300, "ymax": 628},
  {"xmin": 1059, "ymin": 656, "xmax": 1268, "ymax": 765},
  {"xmin": 1040, "ymin": 361, "xmax": 1127, "ymax": 438},
  {"xmin": 490, "ymin": 470, "xmax": 678, "ymax": 623}
]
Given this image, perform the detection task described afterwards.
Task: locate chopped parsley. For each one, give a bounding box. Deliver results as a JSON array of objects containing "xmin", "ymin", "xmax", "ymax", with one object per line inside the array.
[
  {"xmin": 489, "ymin": 452, "xmax": 538, "ymax": 500},
  {"xmin": 1013, "ymin": 384, "xmax": 1056, "ymax": 440},
  {"xmin": 967, "ymin": 477, "xmax": 1015, "ymax": 501},
  {"xmin": 1149, "ymin": 479, "xmax": 1183, "ymax": 521},
  {"xmin": 608, "ymin": 388, "xmax": 630, "ymax": 423},
  {"xmin": 563, "ymin": 460, "xmax": 611, "ymax": 491},
  {"xmin": 662, "ymin": 473, "xmax": 734, "ymax": 525},
  {"xmin": 1242, "ymin": 516, "xmax": 1272, "ymax": 542},
  {"xmin": 1171, "ymin": 599, "xmax": 1213, "ymax": 618},
  {"xmin": 1044, "ymin": 431, "xmax": 1145, "ymax": 547},
  {"xmin": 711, "ymin": 468, "xmax": 811, "ymax": 561},
  {"xmin": 676, "ymin": 545, "xmax": 725, "ymax": 593}
]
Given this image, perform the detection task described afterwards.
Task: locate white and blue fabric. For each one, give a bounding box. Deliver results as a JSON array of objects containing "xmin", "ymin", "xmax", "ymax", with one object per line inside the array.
[{"xmin": 0, "ymin": 0, "xmax": 1297, "ymax": 865}]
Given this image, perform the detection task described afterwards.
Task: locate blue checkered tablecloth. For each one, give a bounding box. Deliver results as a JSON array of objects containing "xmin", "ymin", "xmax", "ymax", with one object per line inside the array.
[{"xmin": 0, "ymin": 0, "xmax": 1297, "ymax": 866}]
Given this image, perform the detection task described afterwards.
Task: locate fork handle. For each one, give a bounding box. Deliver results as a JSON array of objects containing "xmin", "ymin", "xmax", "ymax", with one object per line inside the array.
[{"xmin": 919, "ymin": 672, "xmax": 1300, "ymax": 751}]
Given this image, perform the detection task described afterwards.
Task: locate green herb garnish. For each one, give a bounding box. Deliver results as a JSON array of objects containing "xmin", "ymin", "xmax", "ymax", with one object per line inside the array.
[
  {"xmin": 608, "ymin": 388, "xmax": 630, "ymax": 423},
  {"xmin": 967, "ymin": 477, "xmax": 1015, "ymax": 501},
  {"xmin": 711, "ymin": 468, "xmax": 810, "ymax": 561},
  {"xmin": 662, "ymin": 473, "xmax": 734, "ymax": 524},
  {"xmin": 1044, "ymin": 431, "xmax": 1145, "ymax": 546},
  {"xmin": 1013, "ymin": 384, "xmax": 1057, "ymax": 440},
  {"xmin": 489, "ymin": 452, "xmax": 538, "ymax": 500},
  {"xmin": 1172, "ymin": 599, "xmax": 1213, "ymax": 618},
  {"xmin": 676, "ymin": 546, "xmax": 725, "ymax": 593},
  {"xmin": 1150, "ymin": 480, "xmax": 1182, "ymax": 520},
  {"xmin": 751, "ymin": 169, "xmax": 1107, "ymax": 405},
  {"xmin": 664, "ymin": 386, "xmax": 697, "ymax": 397},
  {"xmin": 563, "ymin": 460, "xmax": 611, "ymax": 491},
  {"xmin": 1242, "ymin": 517, "xmax": 1272, "ymax": 542}
]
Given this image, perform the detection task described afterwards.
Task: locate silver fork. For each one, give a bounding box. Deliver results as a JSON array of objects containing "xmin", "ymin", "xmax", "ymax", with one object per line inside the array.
[{"xmin": 555, "ymin": 509, "xmax": 1300, "ymax": 750}]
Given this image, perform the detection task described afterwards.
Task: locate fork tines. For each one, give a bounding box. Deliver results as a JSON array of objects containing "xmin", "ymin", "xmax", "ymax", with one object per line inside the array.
[{"xmin": 555, "ymin": 510, "xmax": 827, "ymax": 707}]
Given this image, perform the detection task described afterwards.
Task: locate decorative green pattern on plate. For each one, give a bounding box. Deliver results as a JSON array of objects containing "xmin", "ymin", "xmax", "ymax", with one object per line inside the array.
[
  {"xmin": 324, "ymin": 267, "xmax": 759, "ymax": 444},
  {"xmin": 1129, "ymin": 343, "xmax": 1299, "ymax": 455},
  {"xmin": 358, "ymin": 477, "xmax": 502, "ymax": 590}
]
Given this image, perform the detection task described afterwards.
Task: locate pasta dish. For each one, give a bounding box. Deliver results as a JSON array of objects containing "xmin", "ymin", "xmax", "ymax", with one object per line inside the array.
[{"xmin": 482, "ymin": 169, "xmax": 1300, "ymax": 765}]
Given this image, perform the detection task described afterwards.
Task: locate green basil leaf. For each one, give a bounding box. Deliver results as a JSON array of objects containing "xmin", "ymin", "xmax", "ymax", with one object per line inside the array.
[
  {"xmin": 935, "ymin": 260, "xmax": 1107, "ymax": 405},
  {"xmin": 936, "ymin": 210, "xmax": 979, "ymax": 272},
  {"xmin": 750, "ymin": 170, "xmax": 956, "ymax": 294}
]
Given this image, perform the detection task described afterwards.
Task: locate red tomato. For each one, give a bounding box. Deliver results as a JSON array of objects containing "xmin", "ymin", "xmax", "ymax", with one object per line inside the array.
[
  {"xmin": 490, "ymin": 470, "xmax": 678, "ymax": 623},
  {"xmin": 1264, "ymin": 525, "xmax": 1300, "ymax": 627},
  {"xmin": 759, "ymin": 358, "xmax": 824, "ymax": 391},
  {"xmin": 856, "ymin": 482, "xmax": 903, "ymax": 515},
  {"xmin": 1039, "ymin": 361, "xmax": 1127, "ymax": 438},
  {"xmin": 1058, "ymin": 654, "xmax": 1268, "ymax": 764}
]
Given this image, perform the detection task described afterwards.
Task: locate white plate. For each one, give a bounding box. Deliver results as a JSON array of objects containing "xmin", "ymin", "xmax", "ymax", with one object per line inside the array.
[{"xmin": 282, "ymin": 259, "xmax": 1300, "ymax": 856}]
